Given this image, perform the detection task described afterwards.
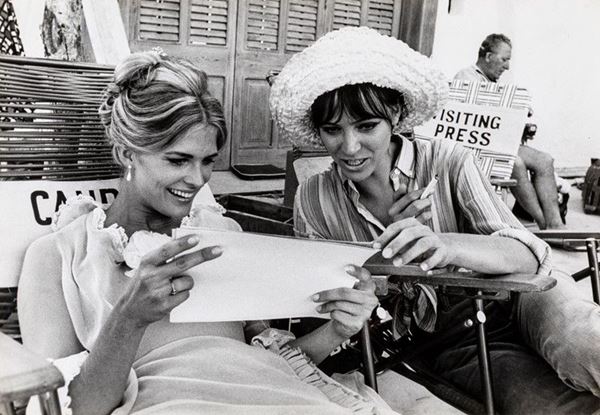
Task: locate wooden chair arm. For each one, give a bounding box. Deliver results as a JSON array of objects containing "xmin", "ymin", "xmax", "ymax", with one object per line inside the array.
[
  {"xmin": 533, "ymin": 230, "xmax": 600, "ymax": 250},
  {"xmin": 489, "ymin": 178, "xmax": 517, "ymax": 188},
  {"xmin": 363, "ymin": 252, "xmax": 556, "ymax": 294},
  {"xmin": 0, "ymin": 332, "xmax": 64, "ymax": 405}
]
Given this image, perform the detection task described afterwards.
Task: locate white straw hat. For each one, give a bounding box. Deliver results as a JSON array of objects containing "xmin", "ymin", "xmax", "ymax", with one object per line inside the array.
[{"xmin": 269, "ymin": 26, "xmax": 449, "ymax": 147}]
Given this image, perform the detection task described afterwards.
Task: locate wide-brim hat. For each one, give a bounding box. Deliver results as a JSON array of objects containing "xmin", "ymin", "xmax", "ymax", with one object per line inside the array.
[{"xmin": 269, "ymin": 26, "xmax": 449, "ymax": 147}]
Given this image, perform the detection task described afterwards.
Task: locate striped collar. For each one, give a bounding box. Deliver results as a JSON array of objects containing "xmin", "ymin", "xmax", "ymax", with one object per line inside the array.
[{"xmin": 473, "ymin": 64, "xmax": 493, "ymax": 82}]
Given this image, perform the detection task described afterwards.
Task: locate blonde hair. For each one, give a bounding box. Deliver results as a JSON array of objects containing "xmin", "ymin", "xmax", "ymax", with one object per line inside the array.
[{"xmin": 99, "ymin": 51, "xmax": 226, "ymax": 168}]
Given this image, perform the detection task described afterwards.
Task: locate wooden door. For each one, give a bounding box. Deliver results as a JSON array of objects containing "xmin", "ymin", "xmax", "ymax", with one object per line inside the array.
[
  {"xmin": 122, "ymin": 0, "xmax": 238, "ymax": 170},
  {"xmin": 231, "ymin": 0, "xmax": 402, "ymax": 167}
]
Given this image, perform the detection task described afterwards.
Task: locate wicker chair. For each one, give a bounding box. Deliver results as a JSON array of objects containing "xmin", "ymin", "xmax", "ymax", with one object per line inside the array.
[{"xmin": 0, "ymin": 54, "xmax": 118, "ymax": 414}]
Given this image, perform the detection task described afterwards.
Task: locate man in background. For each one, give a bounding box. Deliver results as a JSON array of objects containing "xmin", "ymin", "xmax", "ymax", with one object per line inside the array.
[{"xmin": 455, "ymin": 33, "xmax": 566, "ymax": 229}]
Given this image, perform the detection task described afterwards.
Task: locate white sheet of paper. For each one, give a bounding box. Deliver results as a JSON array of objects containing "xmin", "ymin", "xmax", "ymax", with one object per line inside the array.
[{"xmin": 170, "ymin": 227, "xmax": 377, "ymax": 322}]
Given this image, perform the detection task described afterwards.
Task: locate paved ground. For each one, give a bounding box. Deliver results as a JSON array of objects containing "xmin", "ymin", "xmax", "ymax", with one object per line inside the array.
[{"xmin": 210, "ymin": 172, "xmax": 600, "ymax": 414}]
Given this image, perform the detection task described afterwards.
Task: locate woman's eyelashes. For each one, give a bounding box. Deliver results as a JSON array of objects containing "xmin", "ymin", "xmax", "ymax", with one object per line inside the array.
[
  {"xmin": 202, "ymin": 157, "xmax": 216, "ymax": 166},
  {"xmin": 320, "ymin": 120, "xmax": 381, "ymax": 135},
  {"xmin": 167, "ymin": 158, "xmax": 189, "ymax": 167},
  {"xmin": 321, "ymin": 125, "xmax": 341, "ymax": 135},
  {"xmin": 356, "ymin": 121, "xmax": 379, "ymax": 131},
  {"xmin": 166, "ymin": 157, "xmax": 216, "ymax": 167}
]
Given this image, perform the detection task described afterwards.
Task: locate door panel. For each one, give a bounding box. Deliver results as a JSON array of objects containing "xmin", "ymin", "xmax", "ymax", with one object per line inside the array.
[
  {"xmin": 231, "ymin": 0, "xmax": 402, "ymax": 167},
  {"xmin": 231, "ymin": 0, "xmax": 326, "ymax": 167}
]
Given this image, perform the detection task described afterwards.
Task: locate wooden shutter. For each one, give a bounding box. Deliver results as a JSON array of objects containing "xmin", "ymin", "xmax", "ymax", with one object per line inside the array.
[
  {"xmin": 246, "ymin": 0, "xmax": 280, "ymax": 51},
  {"xmin": 285, "ymin": 0, "xmax": 319, "ymax": 52},
  {"xmin": 366, "ymin": 0, "xmax": 395, "ymax": 36},
  {"xmin": 332, "ymin": 0, "xmax": 361, "ymax": 30},
  {"xmin": 138, "ymin": 0, "xmax": 181, "ymax": 42},
  {"xmin": 189, "ymin": 0, "xmax": 229, "ymax": 46}
]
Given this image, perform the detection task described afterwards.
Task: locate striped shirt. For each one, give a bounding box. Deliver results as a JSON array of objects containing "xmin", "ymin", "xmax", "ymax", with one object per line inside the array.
[
  {"xmin": 294, "ymin": 136, "xmax": 551, "ymax": 335},
  {"xmin": 454, "ymin": 65, "xmax": 492, "ymax": 82}
]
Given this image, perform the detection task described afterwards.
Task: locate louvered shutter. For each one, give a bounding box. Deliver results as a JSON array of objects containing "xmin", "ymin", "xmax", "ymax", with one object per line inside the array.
[
  {"xmin": 366, "ymin": 0, "xmax": 395, "ymax": 36},
  {"xmin": 332, "ymin": 0, "xmax": 361, "ymax": 30},
  {"xmin": 138, "ymin": 0, "xmax": 181, "ymax": 42},
  {"xmin": 189, "ymin": 0, "xmax": 229, "ymax": 46},
  {"xmin": 246, "ymin": 0, "xmax": 280, "ymax": 51},
  {"xmin": 285, "ymin": 0, "xmax": 318, "ymax": 52}
]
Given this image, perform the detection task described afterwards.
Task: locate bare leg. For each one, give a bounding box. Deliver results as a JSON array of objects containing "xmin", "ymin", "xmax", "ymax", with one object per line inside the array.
[
  {"xmin": 511, "ymin": 154, "xmax": 546, "ymax": 229},
  {"xmin": 518, "ymin": 145, "xmax": 565, "ymax": 229}
]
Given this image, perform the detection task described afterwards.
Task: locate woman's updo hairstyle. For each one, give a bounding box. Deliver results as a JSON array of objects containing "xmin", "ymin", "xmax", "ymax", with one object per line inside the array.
[{"xmin": 99, "ymin": 50, "xmax": 227, "ymax": 168}]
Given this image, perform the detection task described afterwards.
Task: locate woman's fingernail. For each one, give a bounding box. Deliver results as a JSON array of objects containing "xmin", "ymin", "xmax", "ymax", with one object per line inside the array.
[
  {"xmin": 211, "ymin": 246, "xmax": 222, "ymax": 255},
  {"xmin": 393, "ymin": 258, "xmax": 403, "ymax": 266},
  {"xmin": 420, "ymin": 263, "xmax": 428, "ymax": 271},
  {"xmin": 373, "ymin": 242, "xmax": 381, "ymax": 249},
  {"xmin": 344, "ymin": 265, "xmax": 354, "ymax": 273},
  {"xmin": 312, "ymin": 294, "xmax": 320, "ymax": 301},
  {"xmin": 382, "ymin": 248, "xmax": 392, "ymax": 258},
  {"xmin": 188, "ymin": 236, "xmax": 199, "ymax": 245},
  {"xmin": 316, "ymin": 305, "xmax": 323, "ymax": 312}
]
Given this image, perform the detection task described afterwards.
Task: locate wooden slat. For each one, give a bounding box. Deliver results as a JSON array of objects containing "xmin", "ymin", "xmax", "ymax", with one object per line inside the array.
[
  {"xmin": 287, "ymin": 24, "xmax": 317, "ymax": 35},
  {"xmin": 189, "ymin": 29, "xmax": 227, "ymax": 40},
  {"xmin": 190, "ymin": 4, "xmax": 228, "ymax": 16},
  {"xmin": 190, "ymin": 0, "xmax": 228, "ymax": 7},
  {"xmin": 286, "ymin": 31, "xmax": 316, "ymax": 41},
  {"xmin": 191, "ymin": 12, "xmax": 228, "ymax": 23},
  {"xmin": 140, "ymin": 22, "xmax": 180, "ymax": 34},
  {"xmin": 189, "ymin": 20, "xmax": 228, "ymax": 30},
  {"xmin": 247, "ymin": 25, "xmax": 278, "ymax": 37},
  {"xmin": 247, "ymin": 40, "xmax": 278, "ymax": 50},
  {"xmin": 248, "ymin": 0, "xmax": 280, "ymax": 8},
  {"xmin": 140, "ymin": 7, "xmax": 179, "ymax": 18},
  {"xmin": 248, "ymin": 5, "xmax": 280, "ymax": 17},
  {"xmin": 0, "ymin": 332, "xmax": 64, "ymax": 403},
  {"xmin": 289, "ymin": 3, "xmax": 318, "ymax": 14},
  {"xmin": 140, "ymin": 0, "xmax": 180, "ymax": 12},
  {"xmin": 139, "ymin": 15, "xmax": 180, "ymax": 26},
  {"xmin": 247, "ymin": 18, "xmax": 279, "ymax": 29}
]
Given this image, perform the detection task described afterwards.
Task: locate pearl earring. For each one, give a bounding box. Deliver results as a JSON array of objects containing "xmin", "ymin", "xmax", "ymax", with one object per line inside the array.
[{"xmin": 125, "ymin": 164, "xmax": 132, "ymax": 182}]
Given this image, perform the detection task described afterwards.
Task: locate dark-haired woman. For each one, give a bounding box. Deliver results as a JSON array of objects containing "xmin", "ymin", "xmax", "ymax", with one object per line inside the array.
[{"xmin": 270, "ymin": 26, "xmax": 599, "ymax": 414}]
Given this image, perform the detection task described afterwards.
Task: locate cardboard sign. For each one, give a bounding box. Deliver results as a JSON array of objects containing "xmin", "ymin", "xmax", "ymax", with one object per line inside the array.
[
  {"xmin": 0, "ymin": 180, "xmax": 217, "ymax": 287},
  {"xmin": 414, "ymin": 101, "xmax": 528, "ymax": 155},
  {"xmin": 0, "ymin": 179, "xmax": 119, "ymax": 287}
]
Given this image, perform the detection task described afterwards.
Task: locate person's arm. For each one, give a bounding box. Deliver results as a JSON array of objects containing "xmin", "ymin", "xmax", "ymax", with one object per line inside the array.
[
  {"xmin": 19, "ymin": 235, "xmax": 222, "ymax": 415},
  {"xmin": 373, "ymin": 153, "xmax": 545, "ymax": 274},
  {"xmin": 286, "ymin": 265, "xmax": 377, "ymax": 364}
]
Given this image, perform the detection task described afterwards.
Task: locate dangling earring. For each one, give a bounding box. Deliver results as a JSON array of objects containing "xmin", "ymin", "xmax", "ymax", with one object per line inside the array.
[{"xmin": 125, "ymin": 164, "xmax": 133, "ymax": 182}]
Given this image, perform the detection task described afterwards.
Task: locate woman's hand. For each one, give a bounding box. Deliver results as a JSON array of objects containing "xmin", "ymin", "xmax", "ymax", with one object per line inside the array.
[
  {"xmin": 388, "ymin": 184, "xmax": 432, "ymax": 224},
  {"xmin": 374, "ymin": 218, "xmax": 455, "ymax": 271},
  {"xmin": 116, "ymin": 235, "xmax": 222, "ymax": 327},
  {"xmin": 312, "ymin": 265, "xmax": 378, "ymax": 339}
]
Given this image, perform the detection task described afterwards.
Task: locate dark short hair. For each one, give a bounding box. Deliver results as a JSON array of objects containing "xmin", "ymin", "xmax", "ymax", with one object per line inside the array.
[
  {"xmin": 478, "ymin": 33, "xmax": 511, "ymax": 59},
  {"xmin": 310, "ymin": 83, "xmax": 406, "ymax": 130}
]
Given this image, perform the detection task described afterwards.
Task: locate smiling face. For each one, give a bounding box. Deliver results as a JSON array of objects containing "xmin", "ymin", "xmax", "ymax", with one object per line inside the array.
[
  {"xmin": 129, "ymin": 123, "xmax": 219, "ymax": 221},
  {"xmin": 319, "ymin": 113, "xmax": 394, "ymax": 183},
  {"xmin": 311, "ymin": 83, "xmax": 402, "ymax": 185}
]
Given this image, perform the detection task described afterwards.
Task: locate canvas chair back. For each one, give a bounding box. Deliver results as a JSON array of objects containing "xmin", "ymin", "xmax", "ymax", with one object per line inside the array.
[{"xmin": 0, "ymin": 55, "xmax": 118, "ymax": 293}]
